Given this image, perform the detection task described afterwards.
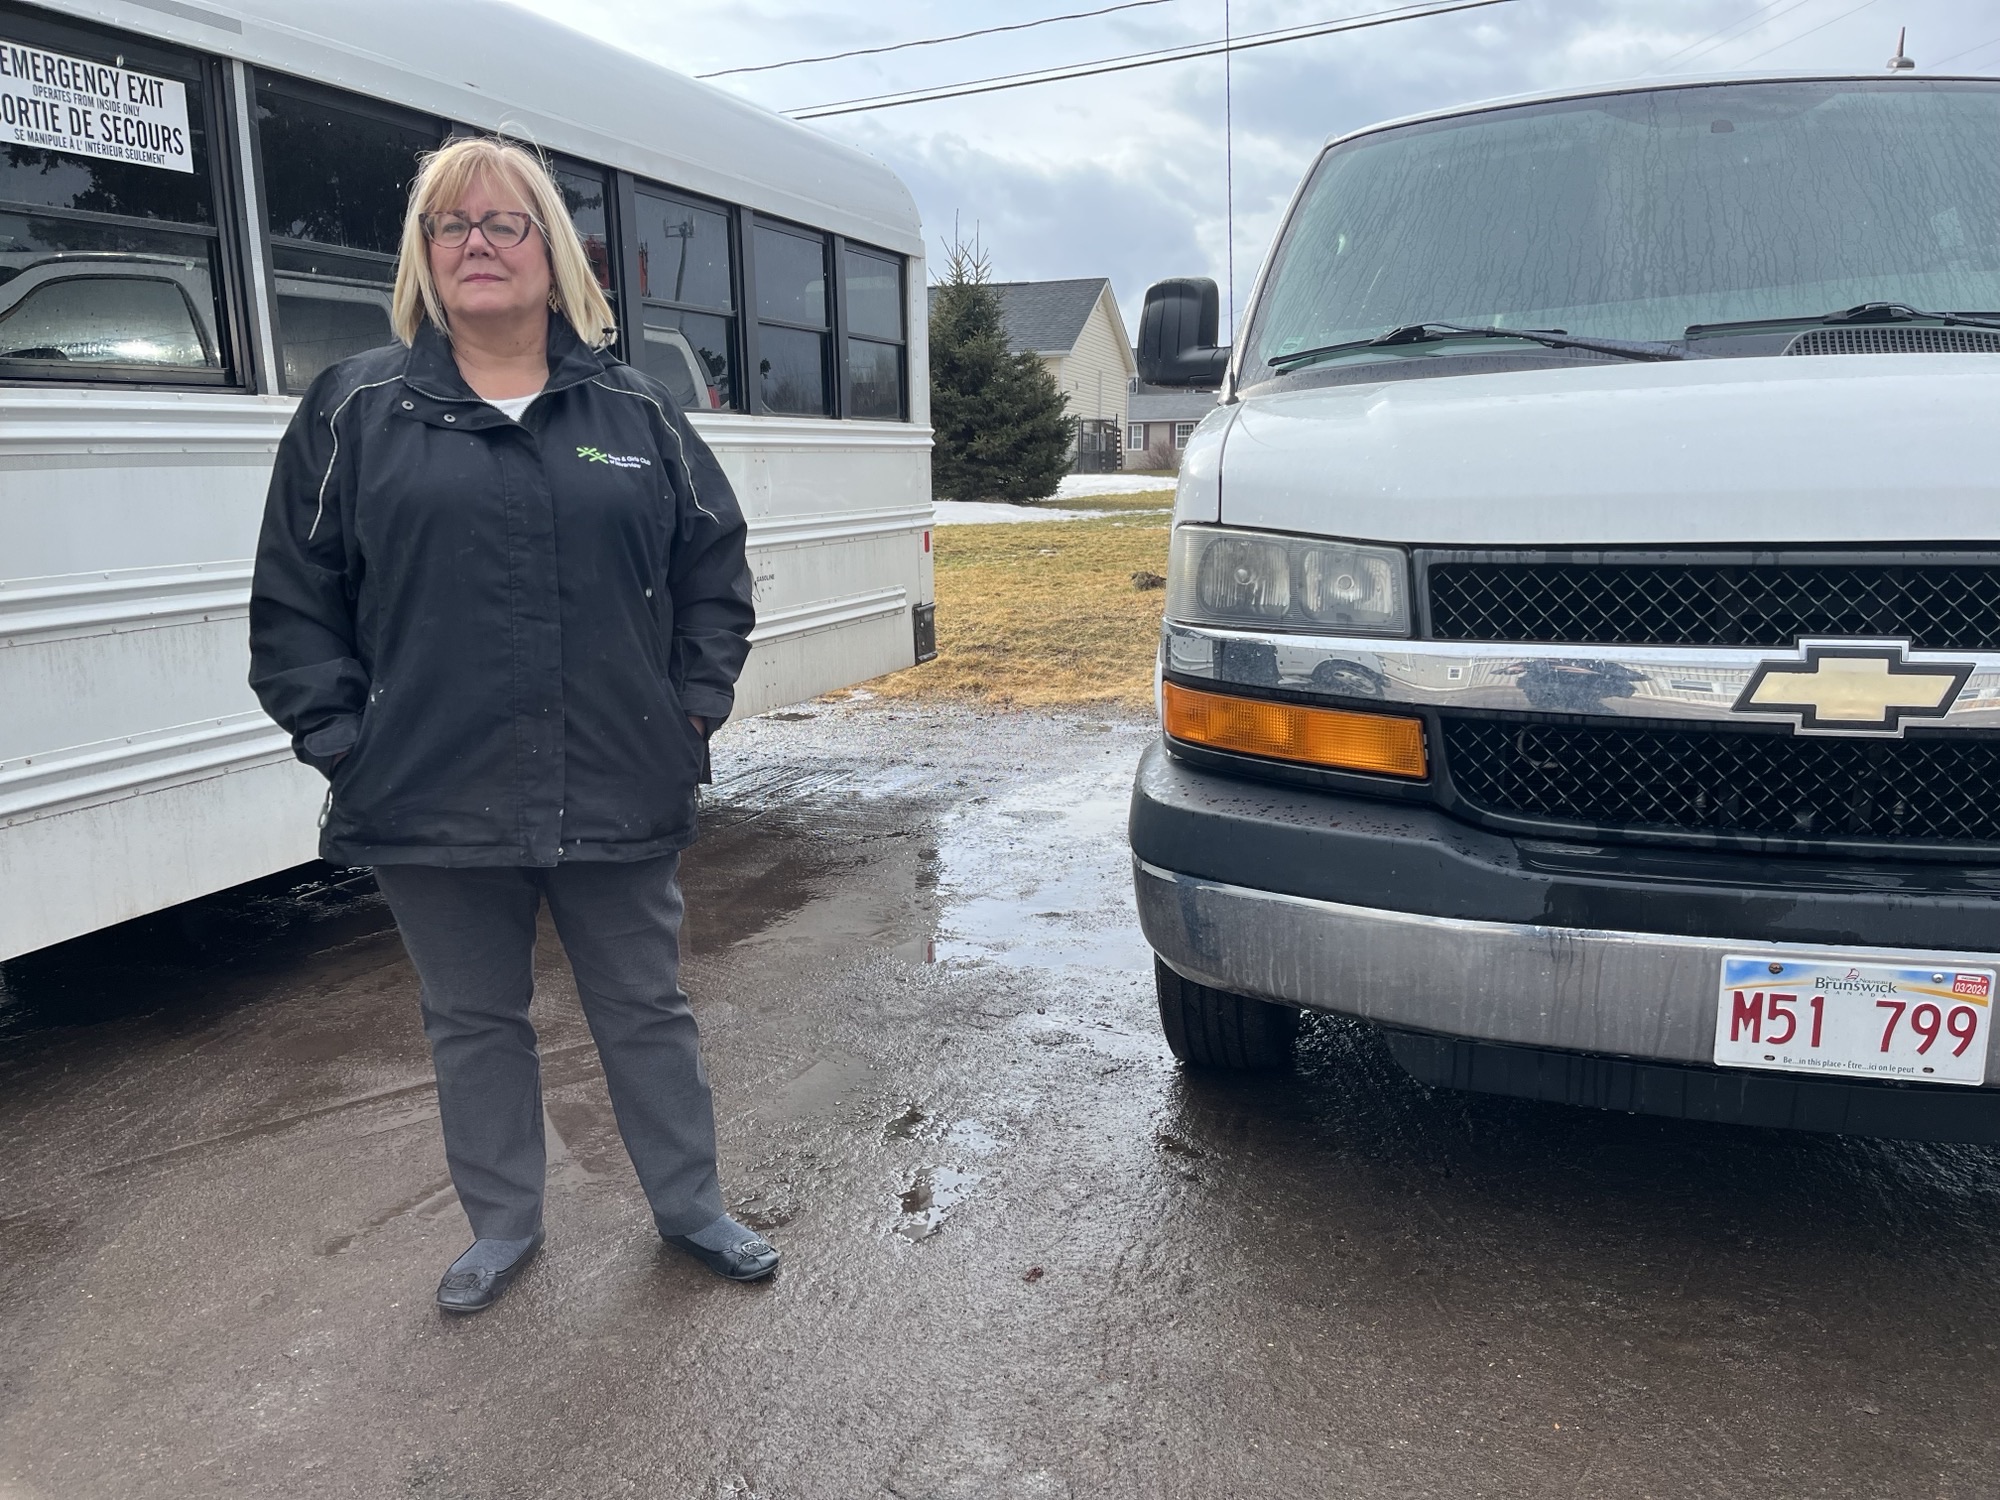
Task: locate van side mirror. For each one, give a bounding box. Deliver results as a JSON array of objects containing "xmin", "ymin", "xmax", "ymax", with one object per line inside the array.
[{"xmin": 1137, "ymin": 277, "xmax": 1230, "ymax": 389}]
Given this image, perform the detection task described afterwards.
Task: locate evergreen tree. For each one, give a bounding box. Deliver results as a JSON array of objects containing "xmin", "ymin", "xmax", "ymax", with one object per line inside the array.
[{"xmin": 929, "ymin": 234, "xmax": 1074, "ymax": 503}]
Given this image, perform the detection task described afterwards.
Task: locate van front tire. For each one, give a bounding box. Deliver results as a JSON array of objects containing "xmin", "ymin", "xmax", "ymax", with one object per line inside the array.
[{"xmin": 1154, "ymin": 958, "xmax": 1299, "ymax": 1071}]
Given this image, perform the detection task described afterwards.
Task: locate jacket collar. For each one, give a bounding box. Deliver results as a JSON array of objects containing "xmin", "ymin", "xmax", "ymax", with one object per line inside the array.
[{"xmin": 402, "ymin": 315, "xmax": 610, "ymax": 408}]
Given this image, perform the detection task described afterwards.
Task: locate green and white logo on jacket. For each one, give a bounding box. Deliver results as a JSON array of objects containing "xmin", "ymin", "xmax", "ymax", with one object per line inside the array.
[{"xmin": 576, "ymin": 445, "xmax": 652, "ymax": 469}]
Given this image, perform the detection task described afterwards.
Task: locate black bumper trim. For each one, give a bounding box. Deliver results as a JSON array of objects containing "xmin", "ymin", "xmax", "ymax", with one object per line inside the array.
[
  {"xmin": 1128, "ymin": 739, "xmax": 2000, "ymax": 950},
  {"xmin": 1385, "ymin": 1029, "xmax": 2000, "ymax": 1143}
]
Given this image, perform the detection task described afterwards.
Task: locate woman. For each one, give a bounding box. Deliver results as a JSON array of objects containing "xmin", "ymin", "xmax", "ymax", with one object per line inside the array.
[{"xmin": 248, "ymin": 137, "xmax": 777, "ymax": 1312}]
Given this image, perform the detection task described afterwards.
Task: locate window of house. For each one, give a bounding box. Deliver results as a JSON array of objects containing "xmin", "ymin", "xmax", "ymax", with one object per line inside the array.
[
  {"xmin": 840, "ymin": 242, "xmax": 904, "ymax": 420},
  {"xmin": 753, "ymin": 220, "xmax": 829, "ymax": 415},
  {"xmin": 1127, "ymin": 423, "xmax": 1144, "ymax": 452},
  {"xmin": 0, "ymin": 13, "xmax": 231, "ymax": 382},
  {"xmin": 634, "ymin": 185, "xmax": 733, "ymax": 410},
  {"xmin": 257, "ymin": 76, "xmax": 440, "ymax": 390},
  {"xmin": 1174, "ymin": 420, "xmax": 1197, "ymax": 448}
]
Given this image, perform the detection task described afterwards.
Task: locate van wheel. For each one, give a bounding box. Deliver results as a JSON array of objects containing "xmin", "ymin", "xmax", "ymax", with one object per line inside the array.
[{"xmin": 1154, "ymin": 958, "xmax": 1299, "ymax": 1071}]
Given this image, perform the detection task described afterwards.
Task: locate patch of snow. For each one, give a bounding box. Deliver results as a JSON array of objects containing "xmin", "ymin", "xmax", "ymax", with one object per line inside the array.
[
  {"xmin": 931, "ymin": 501, "xmax": 1093, "ymax": 525},
  {"xmin": 1055, "ymin": 474, "xmax": 1178, "ymax": 498}
]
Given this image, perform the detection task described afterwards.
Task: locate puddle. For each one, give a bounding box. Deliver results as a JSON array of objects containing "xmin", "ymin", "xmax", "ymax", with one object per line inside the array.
[
  {"xmin": 680, "ymin": 746, "xmax": 945, "ymax": 960},
  {"xmin": 686, "ymin": 759, "xmax": 939, "ymax": 963},
  {"xmin": 728, "ymin": 876, "xmax": 933, "ymax": 964},
  {"xmin": 730, "ymin": 1191, "xmax": 794, "ymax": 1233},
  {"xmin": 943, "ymin": 1117, "xmax": 1004, "ymax": 1156},
  {"xmin": 883, "ymin": 1105, "xmax": 1008, "ymax": 1150},
  {"xmin": 931, "ymin": 758, "xmax": 1151, "ymax": 972},
  {"xmin": 896, "ymin": 1165, "xmax": 980, "ymax": 1241},
  {"xmin": 763, "ymin": 1054, "xmax": 880, "ymax": 1127},
  {"xmin": 889, "ymin": 1113, "xmax": 1006, "ymax": 1242},
  {"xmin": 1014, "ymin": 1007, "xmax": 1161, "ymax": 1066}
]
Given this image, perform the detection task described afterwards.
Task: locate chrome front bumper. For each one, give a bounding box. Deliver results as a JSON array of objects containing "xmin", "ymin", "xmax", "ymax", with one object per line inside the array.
[
  {"xmin": 1161, "ymin": 622, "xmax": 2000, "ymax": 734},
  {"xmin": 1134, "ymin": 857, "xmax": 2000, "ymax": 1071}
]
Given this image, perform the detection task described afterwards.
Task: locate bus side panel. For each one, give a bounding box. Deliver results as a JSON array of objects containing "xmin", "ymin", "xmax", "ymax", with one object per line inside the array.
[
  {"xmin": 0, "ymin": 393, "xmax": 325, "ymax": 961},
  {"xmin": 733, "ymin": 610, "xmax": 917, "ymax": 720},
  {"xmin": 699, "ymin": 415, "xmax": 934, "ymax": 717},
  {"xmin": 0, "ymin": 393, "xmax": 291, "ymax": 576},
  {"xmin": 1, "ymin": 611, "xmax": 265, "ymax": 763},
  {"xmin": 2, "ymin": 401, "xmax": 932, "ymax": 960},
  {"xmin": 0, "ymin": 759, "xmax": 324, "ymax": 959}
]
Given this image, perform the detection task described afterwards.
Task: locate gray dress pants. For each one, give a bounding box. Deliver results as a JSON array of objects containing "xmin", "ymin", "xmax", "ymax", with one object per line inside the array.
[{"xmin": 373, "ymin": 855, "xmax": 724, "ymax": 1240}]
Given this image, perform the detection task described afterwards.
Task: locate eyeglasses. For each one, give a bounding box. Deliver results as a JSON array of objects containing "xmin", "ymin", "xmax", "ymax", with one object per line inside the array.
[{"xmin": 420, "ymin": 210, "xmax": 539, "ymax": 249}]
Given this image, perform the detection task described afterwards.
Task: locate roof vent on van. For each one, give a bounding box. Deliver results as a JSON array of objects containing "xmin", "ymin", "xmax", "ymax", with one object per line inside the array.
[{"xmin": 1783, "ymin": 325, "xmax": 2000, "ymax": 356}]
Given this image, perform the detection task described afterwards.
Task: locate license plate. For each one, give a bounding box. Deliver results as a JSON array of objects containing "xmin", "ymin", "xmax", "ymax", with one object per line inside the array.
[{"xmin": 1714, "ymin": 955, "xmax": 1995, "ymax": 1086}]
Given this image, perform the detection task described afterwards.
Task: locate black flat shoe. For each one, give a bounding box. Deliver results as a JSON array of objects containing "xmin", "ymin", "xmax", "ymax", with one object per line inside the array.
[
  {"xmin": 435, "ymin": 1227, "xmax": 544, "ymax": 1313},
  {"xmin": 663, "ymin": 1228, "xmax": 781, "ymax": 1282}
]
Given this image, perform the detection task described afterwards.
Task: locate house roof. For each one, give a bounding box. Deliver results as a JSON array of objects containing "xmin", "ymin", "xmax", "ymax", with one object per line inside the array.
[
  {"xmin": 1128, "ymin": 381, "xmax": 1219, "ymax": 423},
  {"xmin": 926, "ymin": 278, "xmax": 1113, "ymax": 357}
]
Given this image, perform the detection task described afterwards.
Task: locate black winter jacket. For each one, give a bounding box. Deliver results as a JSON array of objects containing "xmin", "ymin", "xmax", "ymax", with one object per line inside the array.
[{"xmin": 248, "ymin": 318, "xmax": 754, "ymax": 867}]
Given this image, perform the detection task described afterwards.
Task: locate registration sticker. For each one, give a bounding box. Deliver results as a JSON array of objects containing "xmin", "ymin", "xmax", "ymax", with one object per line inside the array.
[{"xmin": 1714, "ymin": 955, "xmax": 1995, "ymax": 1087}]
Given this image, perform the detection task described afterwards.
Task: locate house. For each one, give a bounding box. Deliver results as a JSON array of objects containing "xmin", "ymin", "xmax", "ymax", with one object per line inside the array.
[
  {"xmin": 929, "ymin": 277, "xmax": 1136, "ymax": 472},
  {"xmin": 1125, "ymin": 376, "xmax": 1219, "ymax": 471}
]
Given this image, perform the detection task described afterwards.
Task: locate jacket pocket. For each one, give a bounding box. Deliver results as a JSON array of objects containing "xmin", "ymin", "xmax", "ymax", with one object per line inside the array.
[
  {"xmin": 658, "ymin": 676, "xmax": 707, "ymax": 757},
  {"xmin": 328, "ymin": 693, "xmax": 377, "ymax": 793},
  {"xmin": 302, "ymin": 712, "xmax": 363, "ymax": 778}
]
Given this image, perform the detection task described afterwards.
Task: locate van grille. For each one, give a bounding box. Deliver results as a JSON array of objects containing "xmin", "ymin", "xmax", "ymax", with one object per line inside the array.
[
  {"xmin": 1784, "ymin": 326, "xmax": 2000, "ymax": 356},
  {"xmin": 1441, "ymin": 716, "xmax": 2000, "ymax": 847},
  {"xmin": 1426, "ymin": 560, "xmax": 2000, "ymax": 650}
]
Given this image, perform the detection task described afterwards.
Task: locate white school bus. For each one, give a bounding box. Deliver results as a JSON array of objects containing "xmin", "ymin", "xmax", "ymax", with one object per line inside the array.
[{"xmin": 0, "ymin": 0, "xmax": 935, "ymax": 960}]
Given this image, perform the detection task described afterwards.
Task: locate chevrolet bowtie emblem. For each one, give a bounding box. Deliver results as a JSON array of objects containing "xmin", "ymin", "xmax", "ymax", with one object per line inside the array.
[{"xmin": 1734, "ymin": 639, "xmax": 1973, "ymax": 736}]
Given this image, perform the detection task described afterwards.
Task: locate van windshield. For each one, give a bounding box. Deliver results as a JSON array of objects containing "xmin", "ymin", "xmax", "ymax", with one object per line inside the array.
[{"xmin": 1243, "ymin": 80, "xmax": 2000, "ymax": 381}]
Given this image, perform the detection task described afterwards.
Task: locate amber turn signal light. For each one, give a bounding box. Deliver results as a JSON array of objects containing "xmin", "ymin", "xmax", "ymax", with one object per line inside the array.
[{"xmin": 1162, "ymin": 682, "xmax": 1428, "ymax": 779}]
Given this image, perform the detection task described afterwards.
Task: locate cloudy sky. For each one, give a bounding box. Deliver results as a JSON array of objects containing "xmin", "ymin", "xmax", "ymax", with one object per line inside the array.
[{"xmin": 513, "ymin": 0, "xmax": 2000, "ymax": 335}]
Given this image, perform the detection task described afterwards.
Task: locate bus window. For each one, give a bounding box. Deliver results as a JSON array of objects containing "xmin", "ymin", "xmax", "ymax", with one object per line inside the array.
[
  {"xmin": 0, "ymin": 15, "xmax": 227, "ymax": 382},
  {"xmin": 634, "ymin": 186, "xmax": 734, "ymax": 410},
  {"xmin": 642, "ymin": 326, "xmax": 714, "ymax": 411},
  {"xmin": 754, "ymin": 221, "xmax": 829, "ymax": 416},
  {"xmin": 256, "ymin": 76, "xmax": 441, "ymax": 391},
  {"xmin": 841, "ymin": 243, "xmax": 905, "ymax": 420},
  {"xmin": 0, "ymin": 271, "xmax": 209, "ymax": 365},
  {"xmin": 556, "ymin": 162, "xmax": 615, "ymax": 293}
]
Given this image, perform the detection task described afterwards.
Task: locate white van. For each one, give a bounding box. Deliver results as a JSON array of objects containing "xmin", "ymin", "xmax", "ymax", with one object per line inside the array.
[
  {"xmin": 0, "ymin": 0, "xmax": 934, "ymax": 961},
  {"xmin": 1130, "ymin": 72, "xmax": 2000, "ymax": 1141}
]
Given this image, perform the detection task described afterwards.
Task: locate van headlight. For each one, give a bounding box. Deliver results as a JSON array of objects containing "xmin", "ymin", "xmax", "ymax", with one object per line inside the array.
[{"xmin": 1166, "ymin": 526, "xmax": 1411, "ymax": 635}]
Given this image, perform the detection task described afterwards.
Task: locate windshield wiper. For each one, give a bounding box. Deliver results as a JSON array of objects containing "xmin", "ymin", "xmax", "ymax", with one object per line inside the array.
[
  {"xmin": 1269, "ymin": 322, "xmax": 1690, "ymax": 372},
  {"xmin": 1686, "ymin": 302, "xmax": 2000, "ymax": 338}
]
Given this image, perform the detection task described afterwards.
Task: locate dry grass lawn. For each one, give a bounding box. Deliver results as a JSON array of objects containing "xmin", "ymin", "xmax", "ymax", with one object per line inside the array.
[
  {"xmin": 1056, "ymin": 489, "xmax": 1181, "ymax": 512},
  {"xmin": 871, "ymin": 504, "xmax": 1173, "ymax": 711}
]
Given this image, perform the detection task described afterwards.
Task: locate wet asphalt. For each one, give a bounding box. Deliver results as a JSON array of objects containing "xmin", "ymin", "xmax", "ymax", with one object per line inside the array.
[{"xmin": 6, "ymin": 702, "xmax": 2000, "ymax": 1499}]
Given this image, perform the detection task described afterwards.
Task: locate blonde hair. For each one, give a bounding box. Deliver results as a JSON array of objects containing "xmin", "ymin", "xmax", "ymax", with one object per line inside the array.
[{"xmin": 391, "ymin": 136, "xmax": 617, "ymax": 349}]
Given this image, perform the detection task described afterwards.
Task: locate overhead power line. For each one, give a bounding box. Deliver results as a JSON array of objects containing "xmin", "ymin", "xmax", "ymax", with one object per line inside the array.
[
  {"xmin": 1682, "ymin": 0, "xmax": 1822, "ymax": 66},
  {"xmin": 1647, "ymin": 0, "xmax": 1815, "ymax": 74},
  {"xmin": 698, "ymin": 0, "xmax": 1185, "ymax": 79},
  {"xmin": 1929, "ymin": 29, "xmax": 2000, "ymax": 67},
  {"xmin": 1735, "ymin": 0, "xmax": 1881, "ymax": 65},
  {"xmin": 785, "ymin": 0, "xmax": 1515, "ymax": 120}
]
